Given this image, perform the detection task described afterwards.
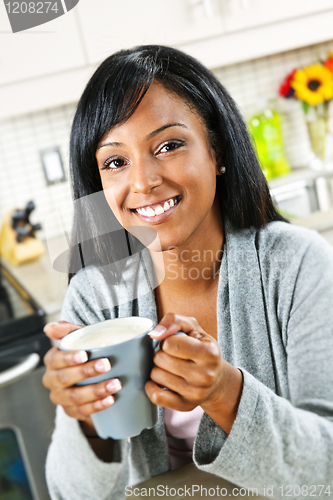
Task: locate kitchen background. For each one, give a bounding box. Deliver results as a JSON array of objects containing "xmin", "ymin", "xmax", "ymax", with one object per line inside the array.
[
  {"xmin": 1, "ymin": 35, "xmax": 333, "ymax": 240},
  {"xmin": 1, "ymin": 2, "xmax": 333, "ymax": 498},
  {"xmin": 1, "ymin": 0, "xmax": 333, "ymax": 315}
]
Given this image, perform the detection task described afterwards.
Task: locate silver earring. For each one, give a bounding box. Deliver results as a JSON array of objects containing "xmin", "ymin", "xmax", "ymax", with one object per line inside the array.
[{"xmin": 220, "ymin": 166, "xmax": 226, "ymax": 174}]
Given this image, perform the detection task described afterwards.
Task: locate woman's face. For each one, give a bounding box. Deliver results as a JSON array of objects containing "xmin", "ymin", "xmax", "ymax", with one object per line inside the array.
[{"xmin": 95, "ymin": 82, "xmax": 222, "ymax": 252}]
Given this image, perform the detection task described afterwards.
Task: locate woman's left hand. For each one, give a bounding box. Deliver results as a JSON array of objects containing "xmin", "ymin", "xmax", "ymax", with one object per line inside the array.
[{"xmin": 145, "ymin": 313, "xmax": 243, "ymax": 434}]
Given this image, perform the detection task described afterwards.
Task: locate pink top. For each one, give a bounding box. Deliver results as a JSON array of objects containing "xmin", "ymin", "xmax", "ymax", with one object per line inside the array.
[{"xmin": 163, "ymin": 406, "xmax": 204, "ymax": 470}]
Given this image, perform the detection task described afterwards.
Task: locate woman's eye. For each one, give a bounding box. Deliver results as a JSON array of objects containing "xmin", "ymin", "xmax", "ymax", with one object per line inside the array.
[
  {"xmin": 158, "ymin": 140, "xmax": 185, "ymax": 154},
  {"xmin": 102, "ymin": 157, "xmax": 127, "ymax": 170}
]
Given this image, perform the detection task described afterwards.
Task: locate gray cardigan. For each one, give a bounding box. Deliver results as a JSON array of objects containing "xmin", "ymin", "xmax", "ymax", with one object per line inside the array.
[{"xmin": 46, "ymin": 220, "xmax": 333, "ymax": 499}]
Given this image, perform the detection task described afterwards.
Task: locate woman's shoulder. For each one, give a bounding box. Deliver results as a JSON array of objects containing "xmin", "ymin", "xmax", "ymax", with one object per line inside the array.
[
  {"xmin": 61, "ymin": 266, "xmax": 113, "ymax": 325},
  {"xmin": 61, "ymin": 249, "xmax": 156, "ymax": 325},
  {"xmin": 226, "ymin": 218, "xmax": 331, "ymax": 252},
  {"xmin": 66, "ymin": 262, "xmax": 136, "ymax": 306},
  {"xmin": 254, "ymin": 221, "xmax": 333, "ymax": 278},
  {"xmin": 257, "ymin": 221, "xmax": 333, "ymax": 257},
  {"xmin": 225, "ymin": 218, "xmax": 333, "ymax": 275}
]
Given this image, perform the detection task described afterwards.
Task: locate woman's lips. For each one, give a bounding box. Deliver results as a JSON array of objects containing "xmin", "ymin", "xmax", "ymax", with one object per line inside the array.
[{"xmin": 132, "ymin": 196, "xmax": 182, "ymax": 223}]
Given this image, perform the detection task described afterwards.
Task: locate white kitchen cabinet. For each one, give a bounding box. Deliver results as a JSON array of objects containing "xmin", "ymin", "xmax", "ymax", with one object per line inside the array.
[
  {"xmin": 0, "ymin": 3, "xmax": 86, "ymax": 86},
  {"xmin": 75, "ymin": 0, "xmax": 226, "ymax": 66},
  {"xmin": 1, "ymin": 0, "xmax": 333, "ymax": 119},
  {"xmin": 182, "ymin": 5, "xmax": 333, "ymax": 69},
  {"xmin": 221, "ymin": 0, "xmax": 333, "ymax": 33},
  {"xmin": 75, "ymin": 0, "xmax": 333, "ymax": 68}
]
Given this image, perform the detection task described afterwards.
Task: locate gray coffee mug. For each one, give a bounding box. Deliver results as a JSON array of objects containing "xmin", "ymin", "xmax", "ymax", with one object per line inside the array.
[{"xmin": 59, "ymin": 317, "xmax": 158, "ymax": 440}]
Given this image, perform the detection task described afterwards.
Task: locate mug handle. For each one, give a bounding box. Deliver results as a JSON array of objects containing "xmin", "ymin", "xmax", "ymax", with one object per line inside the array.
[{"xmin": 152, "ymin": 331, "xmax": 186, "ymax": 351}]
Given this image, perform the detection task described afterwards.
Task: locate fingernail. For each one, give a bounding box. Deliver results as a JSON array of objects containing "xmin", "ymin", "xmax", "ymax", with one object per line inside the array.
[
  {"xmin": 73, "ymin": 351, "xmax": 88, "ymax": 364},
  {"xmin": 101, "ymin": 396, "xmax": 114, "ymax": 407},
  {"xmin": 95, "ymin": 358, "xmax": 111, "ymax": 373},
  {"xmin": 149, "ymin": 325, "xmax": 167, "ymax": 337},
  {"xmin": 106, "ymin": 379, "xmax": 122, "ymax": 393},
  {"xmin": 43, "ymin": 322, "xmax": 58, "ymax": 333}
]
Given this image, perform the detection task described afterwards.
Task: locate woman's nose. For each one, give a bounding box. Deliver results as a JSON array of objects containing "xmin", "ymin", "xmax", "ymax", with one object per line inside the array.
[{"xmin": 130, "ymin": 156, "xmax": 162, "ymax": 194}]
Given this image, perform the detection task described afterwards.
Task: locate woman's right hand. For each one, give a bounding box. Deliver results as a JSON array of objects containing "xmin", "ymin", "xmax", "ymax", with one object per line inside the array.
[{"xmin": 42, "ymin": 321, "xmax": 122, "ymax": 437}]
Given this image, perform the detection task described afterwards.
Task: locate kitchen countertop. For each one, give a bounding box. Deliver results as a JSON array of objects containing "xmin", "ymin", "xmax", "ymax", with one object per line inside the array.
[
  {"xmin": 1, "ymin": 237, "xmax": 68, "ymax": 323},
  {"xmin": 270, "ymin": 167, "xmax": 333, "ymax": 243},
  {"xmin": 269, "ymin": 166, "xmax": 333, "ymax": 189},
  {"xmin": 291, "ymin": 207, "xmax": 333, "ymax": 234}
]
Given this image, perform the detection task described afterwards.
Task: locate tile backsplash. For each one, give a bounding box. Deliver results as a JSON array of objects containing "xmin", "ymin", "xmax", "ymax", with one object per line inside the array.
[
  {"xmin": 1, "ymin": 38, "xmax": 333, "ymax": 240},
  {"xmin": 0, "ymin": 104, "xmax": 75, "ymax": 240}
]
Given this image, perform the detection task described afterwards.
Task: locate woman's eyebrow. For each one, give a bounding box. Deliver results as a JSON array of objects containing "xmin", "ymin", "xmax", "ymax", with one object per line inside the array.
[
  {"xmin": 97, "ymin": 123, "xmax": 187, "ymax": 150},
  {"xmin": 146, "ymin": 122, "xmax": 188, "ymax": 139},
  {"xmin": 97, "ymin": 141, "xmax": 123, "ymax": 150}
]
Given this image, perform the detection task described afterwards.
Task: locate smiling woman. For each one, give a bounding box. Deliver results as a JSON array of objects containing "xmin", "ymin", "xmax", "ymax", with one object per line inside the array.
[
  {"xmin": 95, "ymin": 82, "xmax": 223, "ymax": 255},
  {"xmin": 42, "ymin": 45, "xmax": 333, "ymax": 500},
  {"xmin": 66, "ymin": 44, "xmax": 283, "ymax": 279}
]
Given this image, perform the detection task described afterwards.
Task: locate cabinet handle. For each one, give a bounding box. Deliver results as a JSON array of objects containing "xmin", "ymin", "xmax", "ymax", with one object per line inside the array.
[{"xmin": 0, "ymin": 353, "xmax": 40, "ymax": 389}]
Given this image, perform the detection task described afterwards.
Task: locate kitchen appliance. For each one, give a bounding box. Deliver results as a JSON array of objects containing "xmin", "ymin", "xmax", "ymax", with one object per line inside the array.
[
  {"xmin": 0, "ymin": 201, "xmax": 44, "ymax": 266},
  {"xmin": 0, "ymin": 260, "xmax": 55, "ymax": 500}
]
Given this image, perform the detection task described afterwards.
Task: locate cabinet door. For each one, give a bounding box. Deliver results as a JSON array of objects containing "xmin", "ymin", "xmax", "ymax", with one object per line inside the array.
[
  {"xmin": 0, "ymin": 3, "xmax": 86, "ymax": 85},
  {"xmin": 76, "ymin": 0, "xmax": 225, "ymax": 66},
  {"xmin": 222, "ymin": 0, "xmax": 333, "ymax": 32}
]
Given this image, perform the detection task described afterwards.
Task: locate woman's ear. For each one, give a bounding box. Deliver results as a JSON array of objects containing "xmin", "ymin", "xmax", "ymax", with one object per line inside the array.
[{"xmin": 212, "ymin": 146, "xmax": 223, "ymax": 175}]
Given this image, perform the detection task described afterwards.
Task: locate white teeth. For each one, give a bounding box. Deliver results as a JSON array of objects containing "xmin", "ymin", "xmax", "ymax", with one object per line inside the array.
[
  {"xmin": 137, "ymin": 207, "xmax": 148, "ymax": 216},
  {"xmin": 136, "ymin": 196, "xmax": 179, "ymax": 217},
  {"xmin": 155, "ymin": 206, "xmax": 164, "ymax": 215}
]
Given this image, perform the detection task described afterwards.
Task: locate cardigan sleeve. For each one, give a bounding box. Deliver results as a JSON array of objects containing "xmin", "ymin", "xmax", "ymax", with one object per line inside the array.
[
  {"xmin": 193, "ymin": 230, "xmax": 333, "ymax": 498},
  {"xmin": 44, "ymin": 271, "xmax": 128, "ymax": 500},
  {"xmin": 45, "ymin": 406, "xmax": 126, "ymax": 500}
]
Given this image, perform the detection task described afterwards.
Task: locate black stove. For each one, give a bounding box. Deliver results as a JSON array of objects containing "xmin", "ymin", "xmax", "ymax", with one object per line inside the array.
[
  {"xmin": 0, "ymin": 261, "xmax": 55, "ymax": 500},
  {"xmin": 0, "ymin": 261, "xmax": 50, "ymax": 373}
]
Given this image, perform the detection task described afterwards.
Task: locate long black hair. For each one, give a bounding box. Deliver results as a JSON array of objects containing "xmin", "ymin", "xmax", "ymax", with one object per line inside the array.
[{"xmin": 68, "ymin": 45, "xmax": 286, "ymax": 281}]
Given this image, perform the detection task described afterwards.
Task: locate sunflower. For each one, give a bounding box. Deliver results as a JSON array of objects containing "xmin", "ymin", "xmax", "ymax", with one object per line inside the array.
[{"xmin": 291, "ymin": 64, "xmax": 333, "ymax": 106}]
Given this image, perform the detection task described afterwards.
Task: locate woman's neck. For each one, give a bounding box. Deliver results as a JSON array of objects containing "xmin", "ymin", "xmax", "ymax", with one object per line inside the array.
[{"xmin": 149, "ymin": 211, "xmax": 224, "ymax": 296}]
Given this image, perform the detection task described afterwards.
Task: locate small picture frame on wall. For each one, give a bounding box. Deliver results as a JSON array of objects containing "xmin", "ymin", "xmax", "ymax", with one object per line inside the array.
[{"xmin": 40, "ymin": 147, "xmax": 66, "ymax": 185}]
